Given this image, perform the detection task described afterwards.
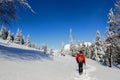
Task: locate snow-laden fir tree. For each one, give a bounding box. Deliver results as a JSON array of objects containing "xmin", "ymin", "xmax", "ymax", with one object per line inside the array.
[
  {"xmin": 60, "ymin": 42, "xmax": 65, "ymax": 56},
  {"xmin": 114, "ymin": 0, "xmax": 120, "ymax": 64},
  {"xmin": 41, "ymin": 44, "xmax": 47, "ymax": 54},
  {"xmin": 14, "ymin": 28, "xmax": 24, "ymax": 45},
  {"xmin": 105, "ymin": 9, "xmax": 115, "ymax": 67},
  {"xmin": 89, "ymin": 42, "xmax": 96, "ymax": 60},
  {"xmin": 11, "ymin": 33, "xmax": 14, "ymax": 42},
  {"xmin": 85, "ymin": 44, "xmax": 91, "ymax": 58},
  {"xmin": 105, "ymin": 6, "xmax": 120, "ymax": 66},
  {"xmin": 69, "ymin": 28, "xmax": 74, "ymax": 56},
  {"xmin": 80, "ymin": 42, "xmax": 86, "ymax": 53},
  {"xmin": 79, "ymin": 42, "xmax": 90, "ymax": 58},
  {"xmin": 25, "ymin": 35, "xmax": 31, "ymax": 47},
  {"xmin": 50, "ymin": 49, "xmax": 54, "ymax": 56},
  {"xmin": 31, "ymin": 43, "xmax": 36, "ymax": 48},
  {"xmin": 94, "ymin": 31, "xmax": 104, "ymax": 61},
  {"xmin": 69, "ymin": 28, "xmax": 77, "ymax": 56},
  {"xmin": 7, "ymin": 30, "xmax": 11, "ymax": 41},
  {"xmin": 77, "ymin": 40, "xmax": 82, "ymax": 51},
  {"xmin": 71, "ymin": 43, "xmax": 77, "ymax": 56},
  {"xmin": 0, "ymin": 0, "xmax": 34, "ymax": 24},
  {"xmin": 0, "ymin": 25, "xmax": 5, "ymax": 38},
  {"xmin": 89, "ymin": 43, "xmax": 93, "ymax": 59},
  {"xmin": 7, "ymin": 30, "xmax": 13, "ymax": 43},
  {"xmin": 0, "ymin": 25, "xmax": 8, "ymax": 40}
]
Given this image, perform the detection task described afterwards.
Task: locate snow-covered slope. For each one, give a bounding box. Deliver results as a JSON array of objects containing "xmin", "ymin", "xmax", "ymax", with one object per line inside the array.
[
  {"xmin": 0, "ymin": 41, "xmax": 120, "ymax": 80},
  {"xmin": 0, "ymin": 39, "xmax": 38, "ymax": 51},
  {"xmin": 0, "ymin": 56, "xmax": 120, "ymax": 80},
  {"xmin": 0, "ymin": 56, "xmax": 76, "ymax": 80},
  {"xmin": 88, "ymin": 59, "xmax": 120, "ymax": 80},
  {"xmin": 0, "ymin": 39, "xmax": 50, "ymax": 60}
]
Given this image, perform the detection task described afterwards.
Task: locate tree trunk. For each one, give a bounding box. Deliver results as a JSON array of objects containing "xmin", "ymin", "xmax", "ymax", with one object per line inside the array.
[{"xmin": 109, "ymin": 46, "xmax": 112, "ymax": 67}]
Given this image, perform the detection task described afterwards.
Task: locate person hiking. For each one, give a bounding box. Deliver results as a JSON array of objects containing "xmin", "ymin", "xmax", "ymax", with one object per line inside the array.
[{"xmin": 75, "ymin": 51, "xmax": 86, "ymax": 74}]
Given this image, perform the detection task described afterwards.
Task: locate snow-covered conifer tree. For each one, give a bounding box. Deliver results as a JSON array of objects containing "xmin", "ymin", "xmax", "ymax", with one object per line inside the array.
[
  {"xmin": 69, "ymin": 28, "xmax": 73, "ymax": 55},
  {"xmin": 89, "ymin": 42, "xmax": 96, "ymax": 60},
  {"xmin": 80, "ymin": 42, "xmax": 90, "ymax": 58},
  {"xmin": 60, "ymin": 42, "xmax": 65, "ymax": 56},
  {"xmin": 50, "ymin": 49, "xmax": 54, "ymax": 55},
  {"xmin": 31, "ymin": 43, "xmax": 36, "ymax": 48},
  {"xmin": 0, "ymin": 0, "xmax": 35, "ymax": 24},
  {"xmin": 77, "ymin": 40, "xmax": 82, "ymax": 50},
  {"xmin": 114, "ymin": 0, "xmax": 120, "ymax": 64},
  {"xmin": 25, "ymin": 35, "xmax": 31, "ymax": 47},
  {"xmin": 7, "ymin": 30, "xmax": 13, "ymax": 43},
  {"xmin": 85, "ymin": 44, "xmax": 91, "ymax": 58},
  {"xmin": 14, "ymin": 28, "xmax": 24, "ymax": 45},
  {"xmin": 11, "ymin": 33, "xmax": 14, "ymax": 42},
  {"xmin": 80, "ymin": 42, "xmax": 86, "ymax": 53},
  {"xmin": 0, "ymin": 25, "xmax": 8, "ymax": 40},
  {"xmin": 41, "ymin": 44, "xmax": 47, "ymax": 54},
  {"xmin": 105, "ymin": 5, "xmax": 120, "ymax": 66},
  {"xmin": 94, "ymin": 31, "xmax": 104, "ymax": 61},
  {"xmin": 69, "ymin": 28, "xmax": 77, "ymax": 56},
  {"xmin": 0, "ymin": 25, "xmax": 5, "ymax": 38}
]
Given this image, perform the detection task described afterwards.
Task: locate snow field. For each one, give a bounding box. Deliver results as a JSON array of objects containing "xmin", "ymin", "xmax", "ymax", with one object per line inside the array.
[{"xmin": 0, "ymin": 42, "xmax": 120, "ymax": 80}]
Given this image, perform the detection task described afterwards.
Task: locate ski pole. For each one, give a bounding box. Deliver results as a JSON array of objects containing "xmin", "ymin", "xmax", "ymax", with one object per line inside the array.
[
  {"xmin": 84, "ymin": 63, "xmax": 87, "ymax": 80},
  {"xmin": 84, "ymin": 63, "xmax": 86, "ymax": 75}
]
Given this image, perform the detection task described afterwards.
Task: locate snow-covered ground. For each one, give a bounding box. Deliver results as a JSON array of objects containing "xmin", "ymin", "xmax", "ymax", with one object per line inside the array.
[
  {"xmin": 0, "ymin": 39, "xmax": 39, "ymax": 51},
  {"xmin": 1, "ymin": 57, "xmax": 120, "ymax": 80},
  {"xmin": 0, "ymin": 41, "xmax": 120, "ymax": 80}
]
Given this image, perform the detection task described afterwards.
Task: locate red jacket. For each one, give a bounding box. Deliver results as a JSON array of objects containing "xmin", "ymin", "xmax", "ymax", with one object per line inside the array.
[{"xmin": 76, "ymin": 52, "xmax": 86, "ymax": 63}]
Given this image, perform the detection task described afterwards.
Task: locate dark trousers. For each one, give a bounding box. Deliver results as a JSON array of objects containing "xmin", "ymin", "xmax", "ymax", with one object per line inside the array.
[{"xmin": 78, "ymin": 62, "xmax": 83, "ymax": 74}]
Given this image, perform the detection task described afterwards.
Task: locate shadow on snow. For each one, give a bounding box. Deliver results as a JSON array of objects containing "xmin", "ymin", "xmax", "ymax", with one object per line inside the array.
[{"xmin": 0, "ymin": 45, "xmax": 52, "ymax": 61}]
